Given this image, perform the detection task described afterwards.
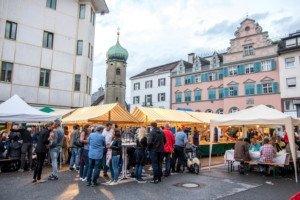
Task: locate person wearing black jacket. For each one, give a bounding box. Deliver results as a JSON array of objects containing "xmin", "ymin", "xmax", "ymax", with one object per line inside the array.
[
  {"xmin": 19, "ymin": 124, "xmax": 32, "ymax": 172},
  {"xmin": 108, "ymin": 130, "xmax": 122, "ymax": 185},
  {"xmin": 148, "ymin": 122, "xmax": 166, "ymax": 183},
  {"xmin": 33, "ymin": 122, "xmax": 54, "ymax": 183}
]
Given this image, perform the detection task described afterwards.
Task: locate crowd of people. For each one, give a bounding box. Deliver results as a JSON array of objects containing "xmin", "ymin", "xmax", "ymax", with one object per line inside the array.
[
  {"xmin": 233, "ymin": 127, "xmax": 300, "ymax": 175},
  {"xmin": 0, "ymin": 121, "xmax": 197, "ymax": 187}
]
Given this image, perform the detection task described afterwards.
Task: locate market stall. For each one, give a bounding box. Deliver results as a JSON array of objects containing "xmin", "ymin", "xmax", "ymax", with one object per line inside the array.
[
  {"xmin": 0, "ymin": 95, "xmax": 57, "ymax": 122},
  {"xmin": 131, "ymin": 106, "xmax": 201, "ymax": 125},
  {"xmin": 62, "ymin": 103, "xmax": 139, "ymax": 124},
  {"xmin": 210, "ymin": 105, "xmax": 300, "ymax": 182},
  {"xmin": 39, "ymin": 106, "xmax": 74, "ymax": 118}
]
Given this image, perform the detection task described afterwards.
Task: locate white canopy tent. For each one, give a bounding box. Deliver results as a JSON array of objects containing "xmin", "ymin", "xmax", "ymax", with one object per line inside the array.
[
  {"xmin": 0, "ymin": 95, "xmax": 57, "ymax": 122},
  {"xmin": 210, "ymin": 105, "xmax": 300, "ymax": 182}
]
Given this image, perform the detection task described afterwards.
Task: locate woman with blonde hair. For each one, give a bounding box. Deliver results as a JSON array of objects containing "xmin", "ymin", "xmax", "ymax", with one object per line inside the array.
[{"xmin": 134, "ymin": 127, "xmax": 148, "ymax": 183}]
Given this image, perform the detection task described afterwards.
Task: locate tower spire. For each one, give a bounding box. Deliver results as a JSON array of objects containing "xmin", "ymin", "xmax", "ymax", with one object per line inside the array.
[{"xmin": 117, "ymin": 27, "xmax": 120, "ymax": 43}]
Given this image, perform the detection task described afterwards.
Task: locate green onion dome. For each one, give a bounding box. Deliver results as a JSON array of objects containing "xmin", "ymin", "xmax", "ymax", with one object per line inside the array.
[{"xmin": 106, "ymin": 39, "xmax": 128, "ymax": 62}]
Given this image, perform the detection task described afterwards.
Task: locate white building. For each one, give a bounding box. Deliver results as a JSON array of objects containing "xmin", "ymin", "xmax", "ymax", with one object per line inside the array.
[
  {"xmin": 129, "ymin": 60, "xmax": 191, "ymax": 111},
  {"xmin": 0, "ymin": 0, "xmax": 108, "ymax": 108},
  {"xmin": 278, "ymin": 31, "xmax": 300, "ymax": 117}
]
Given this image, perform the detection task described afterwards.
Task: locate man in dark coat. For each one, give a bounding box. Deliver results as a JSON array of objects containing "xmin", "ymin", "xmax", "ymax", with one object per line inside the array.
[
  {"xmin": 33, "ymin": 122, "xmax": 54, "ymax": 183},
  {"xmin": 148, "ymin": 122, "xmax": 166, "ymax": 183}
]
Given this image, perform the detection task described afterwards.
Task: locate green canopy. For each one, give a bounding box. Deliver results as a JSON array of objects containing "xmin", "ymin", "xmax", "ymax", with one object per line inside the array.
[{"xmin": 39, "ymin": 106, "xmax": 55, "ymax": 113}]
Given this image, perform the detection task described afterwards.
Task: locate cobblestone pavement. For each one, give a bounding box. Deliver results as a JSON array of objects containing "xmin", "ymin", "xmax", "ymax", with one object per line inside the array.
[{"xmin": 0, "ymin": 165, "xmax": 299, "ymax": 200}]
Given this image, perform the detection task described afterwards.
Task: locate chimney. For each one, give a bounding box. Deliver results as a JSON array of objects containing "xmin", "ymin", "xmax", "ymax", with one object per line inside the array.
[{"xmin": 188, "ymin": 53, "xmax": 195, "ymax": 63}]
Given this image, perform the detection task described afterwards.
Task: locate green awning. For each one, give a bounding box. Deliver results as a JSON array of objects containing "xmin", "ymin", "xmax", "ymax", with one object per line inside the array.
[{"xmin": 40, "ymin": 106, "xmax": 55, "ymax": 113}]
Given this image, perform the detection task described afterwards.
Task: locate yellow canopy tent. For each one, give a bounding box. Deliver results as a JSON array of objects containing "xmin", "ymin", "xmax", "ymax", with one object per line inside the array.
[
  {"xmin": 186, "ymin": 111, "xmax": 220, "ymax": 124},
  {"xmin": 131, "ymin": 106, "xmax": 200, "ymax": 125},
  {"xmin": 62, "ymin": 103, "xmax": 139, "ymax": 124}
]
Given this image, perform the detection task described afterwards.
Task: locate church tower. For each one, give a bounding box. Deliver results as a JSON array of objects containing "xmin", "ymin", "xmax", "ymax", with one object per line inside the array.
[{"xmin": 105, "ymin": 30, "xmax": 128, "ymax": 106}]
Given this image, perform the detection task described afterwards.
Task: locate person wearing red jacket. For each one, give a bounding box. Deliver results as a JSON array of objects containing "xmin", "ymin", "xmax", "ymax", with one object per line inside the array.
[{"xmin": 163, "ymin": 124, "xmax": 175, "ymax": 177}]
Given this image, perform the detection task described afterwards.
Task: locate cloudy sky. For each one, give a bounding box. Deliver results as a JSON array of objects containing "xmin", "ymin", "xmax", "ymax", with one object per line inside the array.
[{"xmin": 93, "ymin": 0, "xmax": 300, "ymax": 99}]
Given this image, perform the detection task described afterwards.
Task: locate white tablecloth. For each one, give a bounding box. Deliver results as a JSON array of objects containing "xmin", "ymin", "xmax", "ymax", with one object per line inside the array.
[{"xmin": 224, "ymin": 149, "xmax": 300, "ymax": 166}]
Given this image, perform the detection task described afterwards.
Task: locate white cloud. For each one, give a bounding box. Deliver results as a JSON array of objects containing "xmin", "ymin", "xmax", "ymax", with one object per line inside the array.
[{"xmin": 93, "ymin": 0, "xmax": 300, "ymax": 101}]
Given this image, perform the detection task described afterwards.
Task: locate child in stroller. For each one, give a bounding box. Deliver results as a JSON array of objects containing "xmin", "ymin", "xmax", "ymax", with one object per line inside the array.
[{"xmin": 185, "ymin": 143, "xmax": 201, "ymax": 174}]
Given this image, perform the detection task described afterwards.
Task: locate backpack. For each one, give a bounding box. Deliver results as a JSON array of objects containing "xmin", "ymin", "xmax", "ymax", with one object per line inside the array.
[{"xmin": 73, "ymin": 131, "xmax": 83, "ymax": 148}]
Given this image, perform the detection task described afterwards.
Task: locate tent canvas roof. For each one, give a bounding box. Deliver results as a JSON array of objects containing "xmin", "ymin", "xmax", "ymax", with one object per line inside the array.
[
  {"xmin": 187, "ymin": 111, "xmax": 220, "ymax": 124},
  {"xmin": 0, "ymin": 95, "xmax": 57, "ymax": 122},
  {"xmin": 131, "ymin": 107, "xmax": 200, "ymax": 124},
  {"xmin": 62, "ymin": 103, "xmax": 138, "ymax": 124},
  {"xmin": 210, "ymin": 105, "xmax": 297, "ymax": 126}
]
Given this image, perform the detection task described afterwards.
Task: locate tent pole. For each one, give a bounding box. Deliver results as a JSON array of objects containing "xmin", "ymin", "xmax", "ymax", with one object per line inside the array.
[
  {"xmin": 208, "ymin": 125, "xmax": 214, "ymax": 170},
  {"xmin": 108, "ymin": 111, "xmax": 111, "ymax": 122}
]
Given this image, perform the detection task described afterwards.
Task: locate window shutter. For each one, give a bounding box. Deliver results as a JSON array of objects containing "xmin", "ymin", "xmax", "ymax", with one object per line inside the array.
[
  {"xmin": 271, "ymin": 59, "xmax": 276, "ymax": 70},
  {"xmin": 254, "ymin": 62, "xmax": 261, "ymax": 73},
  {"xmin": 191, "ymin": 75, "xmax": 195, "ymax": 83},
  {"xmin": 223, "ymin": 67, "xmax": 229, "ymax": 77},
  {"xmin": 256, "ymin": 84, "xmax": 262, "ymax": 94},
  {"xmin": 237, "ymin": 65, "xmax": 245, "ymax": 75},
  {"xmin": 201, "ymin": 73, "xmax": 206, "ymax": 82},
  {"xmin": 223, "ymin": 88, "xmax": 229, "ymax": 97},
  {"xmin": 245, "ymin": 84, "xmax": 249, "ymax": 96},
  {"xmin": 272, "ymin": 82, "xmax": 279, "ymax": 93}
]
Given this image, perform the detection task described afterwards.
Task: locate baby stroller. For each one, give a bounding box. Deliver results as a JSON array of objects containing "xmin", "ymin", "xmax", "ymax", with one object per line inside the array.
[{"xmin": 185, "ymin": 143, "xmax": 201, "ymax": 174}]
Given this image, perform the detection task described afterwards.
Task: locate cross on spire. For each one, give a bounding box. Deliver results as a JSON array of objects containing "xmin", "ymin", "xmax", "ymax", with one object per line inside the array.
[{"xmin": 117, "ymin": 27, "xmax": 120, "ymax": 42}]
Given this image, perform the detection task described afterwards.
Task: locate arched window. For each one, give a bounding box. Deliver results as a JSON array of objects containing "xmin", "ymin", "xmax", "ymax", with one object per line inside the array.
[
  {"xmin": 175, "ymin": 91, "xmax": 182, "ymax": 103},
  {"xmin": 195, "ymin": 109, "xmax": 201, "ymax": 112},
  {"xmin": 266, "ymin": 105, "xmax": 275, "ymax": 109},
  {"xmin": 184, "ymin": 90, "xmax": 192, "ymax": 102},
  {"xmin": 229, "ymin": 107, "xmax": 239, "ymax": 113},
  {"xmin": 116, "ymin": 68, "xmax": 121, "ymax": 75},
  {"xmin": 205, "ymin": 109, "xmax": 213, "ymax": 113},
  {"xmin": 216, "ymin": 108, "xmax": 224, "ymax": 114}
]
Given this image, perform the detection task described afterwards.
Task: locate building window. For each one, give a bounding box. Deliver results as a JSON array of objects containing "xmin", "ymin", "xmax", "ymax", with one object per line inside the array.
[
  {"xmin": 195, "ymin": 74, "xmax": 201, "ymax": 83},
  {"xmin": 229, "ymin": 86, "xmax": 238, "ymax": 96},
  {"xmin": 208, "ymin": 89, "xmax": 216, "ymax": 100},
  {"xmin": 286, "ymin": 38, "xmax": 296, "ymax": 47},
  {"xmin": 88, "ymin": 43, "xmax": 91, "ymax": 59},
  {"xmin": 285, "ymin": 57, "xmax": 295, "ymax": 68},
  {"xmin": 145, "ymin": 80, "xmax": 152, "ymax": 89},
  {"xmin": 245, "ymin": 63, "xmax": 254, "ymax": 74},
  {"xmin": 229, "ymin": 107, "xmax": 239, "ymax": 113},
  {"xmin": 185, "ymin": 75, "xmax": 194, "ymax": 84},
  {"xmin": 262, "ymin": 83, "xmax": 273, "ymax": 94},
  {"xmin": 228, "ymin": 66, "xmax": 237, "ymax": 76},
  {"xmin": 43, "ymin": 31, "xmax": 54, "ymax": 49},
  {"xmin": 194, "ymin": 89, "xmax": 201, "ymax": 101},
  {"xmin": 261, "ymin": 60, "xmax": 272, "ymax": 71},
  {"xmin": 116, "ymin": 68, "xmax": 121, "ymax": 75},
  {"xmin": 46, "ymin": 0, "xmax": 57, "ymax": 9},
  {"xmin": 79, "ymin": 4, "xmax": 86, "ymax": 19},
  {"xmin": 145, "ymin": 94, "xmax": 152, "ymax": 106},
  {"xmin": 245, "ymin": 83, "xmax": 255, "ymax": 96},
  {"xmin": 243, "ymin": 44, "xmax": 254, "ymax": 56},
  {"xmin": 0, "ymin": 61, "xmax": 13, "ymax": 83},
  {"xmin": 90, "ymin": 8, "xmax": 95, "ymax": 25},
  {"xmin": 175, "ymin": 77, "xmax": 182, "ymax": 86},
  {"xmin": 175, "ymin": 92, "xmax": 182, "ymax": 103},
  {"xmin": 77, "ymin": 40, "xmax": 83, "ymax": 55},
  {"xmin": 133, "ymin": 96, "xmax": 140, "ymax": 104},
  {"xmin": 86, "ymin": 76, "xmax": 91, "ymax": 94},
  {"xmin": 5, "ymin": 21, "xmax": 17, "ymax": 40},
  {"xmin": 39, "ymin": 68, "xmax": 51, "ymax": 87},
  {"xmin": 158, "ymin": 78, "xmax": 166, "ymax": 86},
  {"xmin": 74, "ymin": 74, "xmax": 81, "ymax": 91},
  {"xmin": 285, "ymin": 100, "xmax": 296, "ymax": 111},
  {"xmin": 218, "ymin": 88, "xmax": 224, "ymax": 99},
  {"xmin": 208, "ymin": 72, "xmax": 216, "ymax": 81},
  {"xmin": 184, "ymin": 90, "xmax": 192, "ymax": 102},
  {"xmin": 205, "ymin": 109, "xmax": 213, "ymax": 113},
  {"xmin": 133, "ymin": 82, "xmax": 140, "ymax": 90},
  {"xmin": 158, "ymin": 93, "xmax": 165, "ymax": 102},
  {"xmin": 216, "ymin": 108, "xmax": 224, "ymax": 114},
  {"xmin": 286, "ymin": 77, "xmax": 296, "ymax": 88}
]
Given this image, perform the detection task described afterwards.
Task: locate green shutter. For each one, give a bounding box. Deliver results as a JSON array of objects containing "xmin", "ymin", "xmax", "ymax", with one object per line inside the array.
[
  {"xmin": 254, "ymin": 62, "xmax": 261, "ymax": 73},
  {"xmin": 201, "ymin": 73, "xmax": 206, "ymax": 82},
  {"xmin": 271, "ymin": 59, "xmax": 276, "ymax": 70},
  {"xmin": 245, "ymin": 84, "xmax": 249, "ymax": 96},
  {"xmin": 223, "ymin": 88, "xmax": 229, "ymax": 97},
  {"xmin": 191, "ymin": 75, "xmax": 195, "ymax": 84},
  {"xmin": 272, "ymin": 82, "xmax": 279, "ymax": 93},
  {"xmin": 223, "ymin": 67, "xmax": 229, "ymax": 77},
  {"xmin": 237, "ymin": 65, "xmax": 245, "ymax": 75},
  {"xmin": 257, "ymin": 84, "xmax": 262, "ymax": 94}
]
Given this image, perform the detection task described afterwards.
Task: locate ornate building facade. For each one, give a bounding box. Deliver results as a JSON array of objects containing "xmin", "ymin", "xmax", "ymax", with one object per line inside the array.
[
  {"xmin": 171, "ymin": 18, "xmax": 281, "ymax": 113},
  {"xmin": 104, "ymin": 31, "xmax": 128, "ymax": 106}
]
